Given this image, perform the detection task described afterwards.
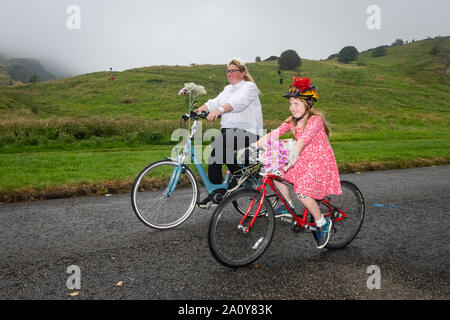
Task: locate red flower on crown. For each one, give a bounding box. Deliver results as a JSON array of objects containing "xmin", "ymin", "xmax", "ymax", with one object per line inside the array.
[{"xmin": 291, "ymin": 77, "xmax": 311, "ymax": 93}]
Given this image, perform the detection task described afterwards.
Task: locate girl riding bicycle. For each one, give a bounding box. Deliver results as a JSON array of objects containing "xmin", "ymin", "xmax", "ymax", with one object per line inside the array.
[{"xmin": 255, "ymin": 77, "xmax": 342, "ymax": 249}]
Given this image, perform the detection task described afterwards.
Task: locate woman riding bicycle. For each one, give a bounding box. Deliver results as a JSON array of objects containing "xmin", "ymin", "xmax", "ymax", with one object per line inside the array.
[
  {"xmin": 255, "ymin": 77, "xmax": 342, "ymax": 249},
  {"xmin": 195, "ymin": 58, "xmax": 264, "ymax": 208}
]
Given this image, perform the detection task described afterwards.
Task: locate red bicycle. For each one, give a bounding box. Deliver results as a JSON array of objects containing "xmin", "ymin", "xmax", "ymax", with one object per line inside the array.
[{"xmin": 208, "ymin": 163, "xmax": 365, "ymax": 268}]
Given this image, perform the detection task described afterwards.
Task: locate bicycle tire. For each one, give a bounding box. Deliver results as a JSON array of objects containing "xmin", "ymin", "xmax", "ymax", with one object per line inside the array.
[
  {"xmin": 131, "ymin": 160, "xmax": 199, "ymax": 230},
  {"xmin": 321, "ymin": 180, "xmax": 365, "ymax": 250},
  {"xmin": 208, "ymin": 189, "xmax": 276, "ymax": 268}
]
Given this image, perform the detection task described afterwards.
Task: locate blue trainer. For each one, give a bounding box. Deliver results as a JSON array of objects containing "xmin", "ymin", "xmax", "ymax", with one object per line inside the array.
[
  {"xmin": 274, "ymin": 203, "xmax": 293, "ymax": 217},
  {"xmin": 314, "ymin": 218, "xmax": 333, "ymax": 249}
]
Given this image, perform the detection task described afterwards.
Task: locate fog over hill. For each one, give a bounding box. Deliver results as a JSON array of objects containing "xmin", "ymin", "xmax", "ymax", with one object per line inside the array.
[
  {"xmin": 0, "ymin": 54, "xmax": 61, "ymax": 85},
  {"xmin": 0, "ymin": 0, "xmax": 449, "ymax": 77}
]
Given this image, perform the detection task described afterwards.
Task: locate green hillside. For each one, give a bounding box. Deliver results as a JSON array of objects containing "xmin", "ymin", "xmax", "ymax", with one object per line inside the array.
[
  {"xmin": 1, "ymin": 37, "xmax": 449, "ymax": 133},
  {"xmin": 0, "ymin": 36, "xmax": 449, "ymax": 202}
]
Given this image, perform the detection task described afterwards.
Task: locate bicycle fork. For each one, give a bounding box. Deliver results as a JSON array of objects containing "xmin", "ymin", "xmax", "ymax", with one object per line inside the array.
[
  {"xmin": 237, "ymin": 188, "xmax": 267, "ymax": 234},
  {"xmin": 164, "ymin": 164, "xmax": 183, "ymax": 197}
]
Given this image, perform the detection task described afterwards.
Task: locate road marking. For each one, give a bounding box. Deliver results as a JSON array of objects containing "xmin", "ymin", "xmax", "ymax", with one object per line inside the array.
[{"xmin": 372, "ymin": 203, "xmax": 402, "ymax": 209}]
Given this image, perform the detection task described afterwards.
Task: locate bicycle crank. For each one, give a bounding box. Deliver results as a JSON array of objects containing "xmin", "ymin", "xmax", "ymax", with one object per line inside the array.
[
  {"xmin": 291, "ymin": 220, "xmax": 304, "ymax": 233},
  {"xmin": 211, "ymin": 189, "xmax": 226, "ymax": 204}
]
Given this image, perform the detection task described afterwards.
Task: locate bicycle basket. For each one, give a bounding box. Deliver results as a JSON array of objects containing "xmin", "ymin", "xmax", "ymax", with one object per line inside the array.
[{"xmin": 227, "ymin": 162, "xmax": 263, "ymax": 192}]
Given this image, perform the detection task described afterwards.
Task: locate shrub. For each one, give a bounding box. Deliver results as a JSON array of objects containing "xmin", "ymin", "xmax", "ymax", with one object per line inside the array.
[
  {"xmin": 338, "ymin": 46, "xmax": 359, "ymax": 63},
  {"xmin": 28, "ymin": 74, "xmax": 39, "ymax": 85},
  {"xmin": 391, "ymin": 39, "xmax": 404, "ymax": 47},
  {"xmin": 278, "ymin": 50, "xmax": 302, "ymax": 71},
  {"xmin": 430, "ymin": 46, "xmax": 440, "ymax": 55},
  {"xmin": 31, "ymin": 106, "xmax": 39, "ymax": 114},
  {"xmin": 136, "ymin": 131, "xmax": 163, "ymax": 144},
  {"xmin": 327, "ymin": 53, "xmax": 339, "ymax": 60},
  {"xmin": 371, "ymin": 46, "xmax": 387, "ymax": 58},
  {"xmin": 264, "ymin": 56, "xmax": 278, "ymax": 62}
]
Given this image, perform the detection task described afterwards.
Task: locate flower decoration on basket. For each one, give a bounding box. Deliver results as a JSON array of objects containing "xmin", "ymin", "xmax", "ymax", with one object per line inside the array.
[
  {"xmin": 178, "ymin": 82, "xmax": 207, "ymax": 110},
  {"xmin": 260, "ymin": 138, "xmax": 298, "ymax": 176}
]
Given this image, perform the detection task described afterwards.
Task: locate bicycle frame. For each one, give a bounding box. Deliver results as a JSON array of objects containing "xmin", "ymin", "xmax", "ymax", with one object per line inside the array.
[
  {"xmin": 239, "ymin": 174, "xmax": 348, "ymax": 233},
  {"xmin": 165, "ymin": 116, "xmax": 229, "ymax": 196},
  {"xmin": 165, "ymin": 111, "xmax": 264, "ymax": 200}
]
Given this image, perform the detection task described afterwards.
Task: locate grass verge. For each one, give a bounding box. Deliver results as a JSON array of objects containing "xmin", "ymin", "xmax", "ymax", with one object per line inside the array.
[{"xmin": 1, "ymin": 139, "xmax": 449, "ymax": 204}]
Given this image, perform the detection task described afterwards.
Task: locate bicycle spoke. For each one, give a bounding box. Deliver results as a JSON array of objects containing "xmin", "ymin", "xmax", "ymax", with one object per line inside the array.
[
  {"xmin": 323, "ymin": 181, "xmax": 365, "ymax": 249},
  {"xmin": 132, "ymin": 161, "xmax": 198, "ymax": 229},
  {"xmin": 209, "ymin": 189, "xmax": 275, "ymax": 268}
]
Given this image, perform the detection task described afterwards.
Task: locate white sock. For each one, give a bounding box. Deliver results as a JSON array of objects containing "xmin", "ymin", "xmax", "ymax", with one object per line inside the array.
[{"xmin": 315, "ymin": 215, "xmax": 326, "ymax": 227}]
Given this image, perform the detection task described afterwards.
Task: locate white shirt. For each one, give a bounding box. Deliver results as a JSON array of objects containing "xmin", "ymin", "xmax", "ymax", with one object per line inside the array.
[{"xmin": 205, "ymin": 80, "xmax": 263, "ymax": 135}]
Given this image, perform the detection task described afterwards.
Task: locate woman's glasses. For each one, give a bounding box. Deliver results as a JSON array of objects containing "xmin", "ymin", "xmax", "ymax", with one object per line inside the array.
[{"xmin": 226, "ymin": 69, "xmax": 241, "ymax": 74}]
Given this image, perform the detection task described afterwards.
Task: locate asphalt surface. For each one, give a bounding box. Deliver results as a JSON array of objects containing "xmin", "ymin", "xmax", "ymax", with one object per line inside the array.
[{"xmin": 1, "ymin": 165, "xmax": 449, "ymax": 300}]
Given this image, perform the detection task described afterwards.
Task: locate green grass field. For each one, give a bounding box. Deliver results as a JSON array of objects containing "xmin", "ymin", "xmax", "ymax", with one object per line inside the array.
[{"xmin": 0, "ymin": 36, "xmax": 449, "ymax": 202}]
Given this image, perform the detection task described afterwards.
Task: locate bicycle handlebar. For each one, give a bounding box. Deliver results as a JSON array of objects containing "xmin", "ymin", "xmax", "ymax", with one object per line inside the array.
[{"xmin": 181, "ymin": 110, "xmax": 209, "ymax": 121}]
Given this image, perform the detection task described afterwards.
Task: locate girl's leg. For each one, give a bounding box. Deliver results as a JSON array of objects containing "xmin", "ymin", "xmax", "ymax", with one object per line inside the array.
[
  {"xmin": 297, "ymin": 195, "xmax": 322, "ymax": 221},
  {"xmin": 298, "ymin": 194, "xmax": 332, "ymax": 249},
  {"xmin": 274, "ymin": 180, "xmax": 292, "ymax": 203}
]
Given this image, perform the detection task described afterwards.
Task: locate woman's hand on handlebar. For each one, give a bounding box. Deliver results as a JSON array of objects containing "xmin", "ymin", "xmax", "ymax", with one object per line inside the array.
[
  {"xmin": 206, "ymin": 108, "xmax": 221, "ymax": 122},
  {"xmin": 194, "ymin": 104, "xmax": 209, "ymax": 114}
]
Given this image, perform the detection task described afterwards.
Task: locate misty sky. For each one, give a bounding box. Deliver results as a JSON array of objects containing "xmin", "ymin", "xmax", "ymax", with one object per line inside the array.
[{"xmin": 1, "ymin": 0, "xmax": 449, "ymax": 76}]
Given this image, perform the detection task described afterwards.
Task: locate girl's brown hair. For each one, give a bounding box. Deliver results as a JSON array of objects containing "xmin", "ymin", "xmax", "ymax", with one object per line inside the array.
[{"xmin": 285, "ymin": 99, "xmax": 330, "ymax": 138}]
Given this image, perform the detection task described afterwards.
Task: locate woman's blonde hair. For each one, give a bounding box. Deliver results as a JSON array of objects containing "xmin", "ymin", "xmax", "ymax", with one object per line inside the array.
[
  {"xmin": 285, "ymin": 99, "xmax": 330, "ymax": 137},
  {"xmin": 228, "ymin": 59, "xmax": 256, "ymax": 83}
]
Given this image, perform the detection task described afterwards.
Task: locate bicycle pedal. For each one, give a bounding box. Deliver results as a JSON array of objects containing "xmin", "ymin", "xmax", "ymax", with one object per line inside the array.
[
  {"xmin": 283, "ymin": 217, "xmax": 292, "ymax": 223},
  {"xmin": 197, "ymin": 201, "xmax": 212, "ymax": 209},
  {"xmin": 276, "ymin": 215, "xmax": 292, "ymax": 223},
  {"xmin": 305, "ymin": 225, "xmax": 317, "ymax": 232}
]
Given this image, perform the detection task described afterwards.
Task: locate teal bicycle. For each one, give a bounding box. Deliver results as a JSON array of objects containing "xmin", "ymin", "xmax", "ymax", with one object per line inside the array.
[{"xmin": 131, "ymin": 111, "xmax": 274, "ymax": 230}]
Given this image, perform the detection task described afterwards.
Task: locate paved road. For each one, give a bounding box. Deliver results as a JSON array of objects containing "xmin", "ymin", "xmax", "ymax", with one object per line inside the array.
[{"xmin": 1, "ymin": 165, "xmax": 449, "ymax": 300}]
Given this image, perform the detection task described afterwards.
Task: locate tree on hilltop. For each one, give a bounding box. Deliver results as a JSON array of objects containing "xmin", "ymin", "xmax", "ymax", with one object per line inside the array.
[
  {"xmin": 391, "ymin": 39, "xmax": 404, "ymax": 47},
  {"xmin": 338, "ymin": 46, "xmax": 359, "ymax": 63},
  {"xmin": 278, "ymin": 49, "xmax": 302, "ymax": 71}
]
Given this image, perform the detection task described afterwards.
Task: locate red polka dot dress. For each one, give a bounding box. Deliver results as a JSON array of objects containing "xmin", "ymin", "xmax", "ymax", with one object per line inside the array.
[{"xmin": 271, "ymin": 115, "xmax": 342, "ymax": 200}]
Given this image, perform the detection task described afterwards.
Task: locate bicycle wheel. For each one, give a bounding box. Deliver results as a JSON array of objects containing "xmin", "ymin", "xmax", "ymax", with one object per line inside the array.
[
  {"xmin": 131, "ymin": 160, "xmax": 199, "ymax": 230},
  {"xmin": 208, "ymin": 189, "xmax": 276, "ymax": 268},
  {"xmin": 320, "ymin": 180, "xmax": 365, "ymax": 250}
]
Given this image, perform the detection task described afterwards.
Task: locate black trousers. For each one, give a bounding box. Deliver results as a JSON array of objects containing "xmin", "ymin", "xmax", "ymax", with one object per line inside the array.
[{"xmin": 208, "ymin": 128, "xmax": 259, "ymax": 185}]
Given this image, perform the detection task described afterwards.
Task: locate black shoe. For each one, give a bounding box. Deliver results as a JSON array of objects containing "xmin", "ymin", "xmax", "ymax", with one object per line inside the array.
[{"xmin": 197, "ymin": 196, "xmax": 212, "ymax": 209}]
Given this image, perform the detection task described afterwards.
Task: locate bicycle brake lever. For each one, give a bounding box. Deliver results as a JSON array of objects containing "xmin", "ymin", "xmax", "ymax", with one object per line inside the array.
[{"xmin": 199, "ymin": 111, "xmax": 209, "ymax": 119}]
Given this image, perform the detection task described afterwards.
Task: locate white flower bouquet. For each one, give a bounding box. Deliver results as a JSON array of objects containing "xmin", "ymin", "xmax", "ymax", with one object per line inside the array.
[{"xmin": 178, "ymin": 82, "xmax": 207, "ymax": 110}]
